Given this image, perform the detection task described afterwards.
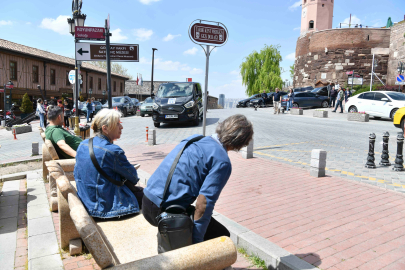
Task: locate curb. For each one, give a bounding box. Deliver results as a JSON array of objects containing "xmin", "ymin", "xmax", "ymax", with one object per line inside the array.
[
  {"xmin": 0, "ymin": 156, "xmax": 42, "ymax": 167},
  {"xmin": 138, "ymin": 169, "xmax": 317, "ymax": 270},
  {"xmin": 0, "ymin": 169, "xmax": 42, "ymax": 182}
]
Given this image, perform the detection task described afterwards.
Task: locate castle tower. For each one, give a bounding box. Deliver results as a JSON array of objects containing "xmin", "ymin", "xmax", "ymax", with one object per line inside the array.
[{"xmin": 301, "ymin": 0, "xmax": 334, "ymax": 34}]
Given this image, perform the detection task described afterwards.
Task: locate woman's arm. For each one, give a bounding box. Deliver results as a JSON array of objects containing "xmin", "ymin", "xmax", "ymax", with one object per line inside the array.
[{"xmin": 114, "ymin": 150, "xmax": 139, "ymax": 184}]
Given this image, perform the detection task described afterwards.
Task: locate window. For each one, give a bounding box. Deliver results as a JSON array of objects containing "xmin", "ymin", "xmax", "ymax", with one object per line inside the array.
[
  {"xmin": 90, "ymin": 76, "xmax": 93, "ymax": 89},
  {"xmin": 33, "ymin": 65, "xmax": 39, "ymax": 83},
  {"xmin": 113, "ymin": 81, "xmax": 116, "ymax": 92},
  {"xmin": 10, "ymin": 61, "xmax": 17, "ymax": 80},
  {"xmin": 304, "ymin": 0, "xmax": 307, "ymax": 4},
  {"xmin": 358, "ymin": 93, "xmax": 364, "ymax": 99},
  {"xmin": 120, "ymin": 82, "xmax": 123, "ymax": 92},
  {"xmin": 98, "ymin": 78, "xmax": 101, "ymax": 90},
  {"xmin": 50, "ymin": 69, "xmax": 56, "ymax": 85},
  {"xmin": 309, "ymin": 20, "xmax": 314, "ymax": 29},
  {"xmin": 374, "ymin": 93, "xmax": 387, "ymax": 101},
  {"xmin": 363, "ymin": 92, "xmax": 374, "ymax": 100},
  {"xmin": 322, "ymin": 4, "xmax": 324, "ymax": 7},
  {"xmin": 295, "ymin": 93, "xmax": 304, "ymax": 98},
  {"xmin": 66, "ymin": 70, "xmax": 70, "ymax": 86}
]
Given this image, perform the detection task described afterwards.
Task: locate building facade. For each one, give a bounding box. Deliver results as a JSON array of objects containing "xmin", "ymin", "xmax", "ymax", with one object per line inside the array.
[
  {"xmin": 301, "ymin": 0, "xmax": 334, "ymax": 35},
  {"xmin": 0, "ymin": 39, "xmax": 128, "ymax": 111},
  {"xmin": 125, "ymin": 80, "xmax": 174, "ymax": 101}
]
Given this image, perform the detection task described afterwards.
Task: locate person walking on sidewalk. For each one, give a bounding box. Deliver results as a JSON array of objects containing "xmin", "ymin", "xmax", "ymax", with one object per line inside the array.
[
  {"xmin": 273, "ymin": 88, "xmax": 282, "ymax": 114},
  {"xmin": 330, "ymin": 86, "xmax": 337, "ymax": 108},
  {"xmin": 143, "ymin": 114, "xmax": 254, "ymax": 253},
  {"xmin": 286, "ymin": 88, "xmax": 294, "ymax": 112},
  {"xmin": 86, "ymin": 99, "xmax": 92, "ymax": 123},
  {"xmin": 36, "ymin": 98, "xmax": 46, "ymax": 129},
  {"xmin": 332, "ymin": 86, "xmax": 344, "ymax": 113},
  {"xmin": 63, "ymin": 99, "xmax": 71, "ymax": 128}
]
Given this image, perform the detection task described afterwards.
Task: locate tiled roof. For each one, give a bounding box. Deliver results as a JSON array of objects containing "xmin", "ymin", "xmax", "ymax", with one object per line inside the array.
[{"xmin": 0, "ymin": 39, "xmax": 129, "ymax": 79}]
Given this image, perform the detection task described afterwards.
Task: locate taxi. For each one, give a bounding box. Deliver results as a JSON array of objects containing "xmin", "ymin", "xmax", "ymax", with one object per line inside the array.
[{"xmin": 393, "ymin": 107, "xmax": 405, "ymax": 130}]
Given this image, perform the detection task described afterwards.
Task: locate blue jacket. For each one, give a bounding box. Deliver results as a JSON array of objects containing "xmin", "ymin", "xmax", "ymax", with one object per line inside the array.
[
  {"xmin": 144, "ymin": 134, "xmax": 232, "ymax": 244},
  {"xmin": 74, "ymin": 135, "xmax": 140, "ymax": 218}
]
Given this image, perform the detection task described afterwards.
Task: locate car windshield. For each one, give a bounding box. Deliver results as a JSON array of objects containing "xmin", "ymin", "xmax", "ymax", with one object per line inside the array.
[
  {"xmin": 385, "ymin": 92, "xmax": 405, "ymax": 100},
  {"xmin": 144, "ymin": 97, "xmax": 153, "ymax": 104},
  {"xmin": 157, "ymin": 83, "xmax": 194, "ymax": 98},
  {"xmin": 312, "ymin": 88, "xmax": 323, "ymax": 93},
  {"xmin": 112, "ymin": 97, "xmax": 125, "ymax": 103}
]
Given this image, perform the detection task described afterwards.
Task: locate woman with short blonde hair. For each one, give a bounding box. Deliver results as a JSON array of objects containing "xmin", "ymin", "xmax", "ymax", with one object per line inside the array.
[{"xmin": 74, "ymin": 108, "xmax": 143, "ymax": 218}]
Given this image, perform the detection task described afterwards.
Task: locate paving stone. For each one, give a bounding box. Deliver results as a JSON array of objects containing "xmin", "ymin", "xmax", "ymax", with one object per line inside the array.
[
  {"xmin": 27, "ymin": 194, "xmax": 49, "ymax": 207},
  {"xmin": 28, "ymin": 216, "xmax": 54, "ymax": 237},
  {"xmin": 28, "ymin": 232, "xmax": 59, "ymax": 260},
  {"xmin": 29, "ymin": 253, "xmax": 63, "ymax": 270},
  {"xmin": 27, "ymin": 204, "xmax": 51, "ymax": 220},
  {"xmin": 26, "ymin": 185, "xmax": 46, "ymax": 196},
  {"xmin": 0, "ymin": 216, "xmax": 17, "ymax": 233},
  {"xmin": 0, "ymin": 252, "xmax": 15, "ymax": 270},
  {"xmin": 0, "ymin": 232, "xmax": 17, "ymax": 254},
  {"xmin": 0, "ymin": 204, "xmax": 19, "ymax": 219},
  {"xmin": 0, "ymin": 195, "xmax": 19, "ymax": 206}
]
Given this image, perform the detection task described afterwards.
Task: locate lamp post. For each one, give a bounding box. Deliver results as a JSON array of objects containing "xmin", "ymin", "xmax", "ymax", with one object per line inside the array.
[
  {"xmin": 89, "ymin": 88, "xmax": 92, "ymax": 99},
  {"xmin": 2, "ymin": 81, "xmax": 13, "ymax": 126},
  {"xmin": 151, "ymin": 48, "xmax": 158, "ymax": 97},
  {"xmin": 67, "ymin": 0, "xmax": 86, "ymax": 135},
  {"xmin": 397, "ymin": 61, "xmax": 404, "ymax": 92}
]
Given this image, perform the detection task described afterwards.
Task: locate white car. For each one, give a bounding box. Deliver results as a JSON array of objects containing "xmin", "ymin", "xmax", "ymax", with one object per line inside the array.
[{"xmin": 345, "ymin": 91, "xmax": 405, "ymax": 119}]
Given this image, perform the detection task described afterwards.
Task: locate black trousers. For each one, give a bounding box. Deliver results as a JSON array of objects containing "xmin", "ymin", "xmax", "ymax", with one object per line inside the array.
[
  {"xmin": 142, "ymin": 195, "xmax": 230, "ymax": 242},
  {"xmin": 64, "ymin": 116, "xmax": 69, "ymax": 128}
]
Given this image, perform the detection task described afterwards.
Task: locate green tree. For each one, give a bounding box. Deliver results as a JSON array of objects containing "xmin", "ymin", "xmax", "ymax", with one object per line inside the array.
[
  {"xmin": 90, "ymin": 62, "xmax": 133, "ymax": 80},
  {"xmin": 240, "ymin": 45, "xmax": 283, "ymax": 96},
  {"xmin": 290, "ymin": 64, "xmax": 295, "ymax": 80},
  {"xmin": 20, "ymin": 93, "xmax": 33, "ymax": 114}
]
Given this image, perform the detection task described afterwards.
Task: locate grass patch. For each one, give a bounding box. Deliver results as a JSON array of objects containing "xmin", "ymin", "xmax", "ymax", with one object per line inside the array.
[
  {"xmin": 238, "ymin": 247, "xmax": 267, "ymax": 270},
  {"xmin": 84, "ymin": 253, "xmax": 93, "ymax": 260}
]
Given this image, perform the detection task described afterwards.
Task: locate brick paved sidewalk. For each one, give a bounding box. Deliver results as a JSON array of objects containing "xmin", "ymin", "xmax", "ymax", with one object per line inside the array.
[{"xmin": 126, "ymin": 144, "xmax": 405, "ymax": 270}]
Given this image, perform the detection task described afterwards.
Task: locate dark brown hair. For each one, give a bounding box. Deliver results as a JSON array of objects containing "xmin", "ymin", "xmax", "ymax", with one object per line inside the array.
[{"xmin": 216, "ymin": 114, "xmax": 254, "ymax": 151}]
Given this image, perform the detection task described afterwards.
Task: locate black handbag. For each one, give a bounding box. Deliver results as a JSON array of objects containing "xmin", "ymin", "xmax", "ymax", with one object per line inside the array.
[
  {"xmin": 156, "ymin": 135, "xmax": 204, "ymax": 253},
  {"xmin": 88, "ymin": 137, "xmax": 144, "ymax": 208}
]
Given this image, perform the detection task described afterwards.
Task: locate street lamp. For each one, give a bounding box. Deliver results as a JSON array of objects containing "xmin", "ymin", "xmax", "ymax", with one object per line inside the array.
[
  {"xmin": 89, "ymin": 88, "xmax": 92, "ymax": 99},
  {"xmin": 151, "ymin": 48, "xmax": 158, "ymax": 97},
  {"xmin": 397, "ymin": 61, "xmax": 404, "ymax": 92}
]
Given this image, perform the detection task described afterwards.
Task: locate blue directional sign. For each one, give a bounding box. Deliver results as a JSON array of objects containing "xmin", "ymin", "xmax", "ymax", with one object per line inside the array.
[{"xmin": 397, "ymin": 74, "xmax": 404, "ymax": 82}]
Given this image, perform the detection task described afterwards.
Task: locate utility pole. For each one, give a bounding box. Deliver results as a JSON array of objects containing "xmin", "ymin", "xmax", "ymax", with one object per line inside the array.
[
  {"xmin": 105, "ymin": 19, "xmax": 112, "ymax": 109},
  {"xmin": 151, "ymin": 48, "xmax": 158, "ymax": 97},
  {"xmin": 370, "ymin": 54, "xmax": 375, "ymax": 91}
]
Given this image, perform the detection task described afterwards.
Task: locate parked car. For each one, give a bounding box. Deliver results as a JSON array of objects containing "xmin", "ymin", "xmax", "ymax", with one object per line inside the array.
[
  {"xmin": 152, "ymin": 82, "xmax": 204, "ymax": 127},
  {"xmin": 72, "ymin": 101, "xmax": 85, "ymax": 115},
  {"xmin": 311, "ymin": 87, "xmax": 329, "ymax": 97},
  {"xmin": 280, "ymin": 92, "xmax": 329, "ymax": 109},
  {"xmin": 236, "ymin": 94, "xmax": 262, "ymax": 107},
  {"xmin": 101, "ymin": 96, "xmax": 136, "ymax": 117},
  {"xmin": 249, "ymin": 92, "xmax": 287, "ymax": 107},
  {"xmin": 131, "ymin": 98, "xmax": 140, "ymax": 111},
  {"xmin": 294, "ymin": 86, "xmax": 314, "ymax": 92},
  {"xmin": 345, "ymin": 91, "xmax": 405, "ymax": 119},
  {"xmin": 140, "ymin": 97, "xmax": 154, "ymax": 117},
  {"xmin": 393, "ymin": 107, "xmax": 405, "ymax": 130}
]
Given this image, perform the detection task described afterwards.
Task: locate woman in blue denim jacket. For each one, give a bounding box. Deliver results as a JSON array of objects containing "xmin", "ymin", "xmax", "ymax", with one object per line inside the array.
[{"xmin": 74, "ymin": 109, "xmax": 141, "ymax": 218}]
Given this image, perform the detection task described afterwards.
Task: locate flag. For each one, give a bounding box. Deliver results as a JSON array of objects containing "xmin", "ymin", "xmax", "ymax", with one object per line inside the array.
[
  {"xmin": 140, "ymin": 74, "xmax": 143, "ymax": 86},
  {"xmin": 136, "ymin": 74, "xmax": 139, "ymax": 85}
]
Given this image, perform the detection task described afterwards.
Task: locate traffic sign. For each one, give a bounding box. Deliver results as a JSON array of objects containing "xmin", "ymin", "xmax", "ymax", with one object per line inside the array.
[
  {"xmin": 68, "ymin": 70, "xmax": 75, "ymax": 84},
  {"xmin": 395, "ymin": 81, "xmax": 405, "ymax": 85},
  {"xmin": 396, "ymin": 74, "xmax": 404, "ymax": 82},
  {"xmin": 75, "ymin": 43, "xmax": 139, "ymax": 62},
  {"xmin": 5, "ymin": 84, "xmax": 13, "ymax": 89},
  {"xmin": 75, "ymin": 26, "xmax": 105, "ymax": 41},
  {"xmin": 189, "ymin": 21, "xmax": 228, "ymax": 46}
]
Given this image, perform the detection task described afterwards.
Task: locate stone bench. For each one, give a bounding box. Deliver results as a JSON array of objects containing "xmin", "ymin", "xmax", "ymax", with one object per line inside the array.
[{"xmin": 52, "ymin": 163, "xmax": 236, "ymax": 269}]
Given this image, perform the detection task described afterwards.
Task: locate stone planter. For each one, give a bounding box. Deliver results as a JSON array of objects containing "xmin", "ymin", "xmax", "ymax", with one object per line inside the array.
[
  {"xmin": 12, "ymin": 125, "xmax": 32, "ymax": 134},
  {"xmin": 347, "ymin": 113, "xmax": 369, "ymax": 122},
  {"xmin": 291, "ymin": 108, "xmax": 303, "ymax": 115},
  {"xmin": 313, "ymin": 110, "xmax": 328, "ymax": 118}
]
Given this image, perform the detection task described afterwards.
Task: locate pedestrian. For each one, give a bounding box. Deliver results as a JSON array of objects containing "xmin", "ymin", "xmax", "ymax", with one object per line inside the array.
[
  {"xmin": 330, "ymin": 86, "xmax": 337, "ymax": 108},
  {"xmin": 345, "ymin": 88, "xmax": 351, "ymax": 102},
  {"xmin": 43, "ymin": 100, "xmax": 48, "ymax": 127},
  {"xmin": 273, "ymin": 88, "xmax": 282, "ymax": 114},
  {"xmin": 86, "ymin": 98, "xmax": 92, "ymax": 123},
  {"xmin": 286, "ymin": 88, "xmax": 294, "ymax": 112},
  {"xmin": 332, "ymin": 86, "xmax": 344, "ymax": 113},
  {"xmin": 36, "ymin": 98, "xmax": 46, "ymax": 129},
  {"xmin": 90, "ymin": 97, "xmax": 96, "ymax": 121},
  {"xmin": 63, "ymin": 99, "xmax": 71, "ymax": 128}
]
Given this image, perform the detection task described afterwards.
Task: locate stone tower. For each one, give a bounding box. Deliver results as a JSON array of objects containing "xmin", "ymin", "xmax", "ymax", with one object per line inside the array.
[{"xmin": 301, "ymin": 0, "xmax": 334, "ymax": 34}]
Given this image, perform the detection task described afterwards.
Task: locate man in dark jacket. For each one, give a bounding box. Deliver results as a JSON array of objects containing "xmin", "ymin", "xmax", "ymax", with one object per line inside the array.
[{"xmin": 330, "ymin": 86, "xmax": 337, "ymax": 108}]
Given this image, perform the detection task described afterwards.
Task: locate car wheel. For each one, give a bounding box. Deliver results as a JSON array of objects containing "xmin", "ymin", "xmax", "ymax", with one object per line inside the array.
[
  {"xmin": 390, "ymin": 108, "xmax": 398, "ymax": 119},
  {"xmin": 193, "ymin": 114, "xmax": 200, "ymax": 126},
  {"xmin": 247, "ymin": 103, "xmax": 251, "ymax": 108},
  {"xmin": 321, "ymin": 101, "xmax": 329, "ymax": 108},
  {"xmin": 141, "ymin": 113, "xmax": 145, "ymax": 117},
  {"xmin": 259, "ymin": 101, "xmax": 263, "ymax": 107},
  {"xmin": 401, "ymin": 117, "xmax": 405, "ymax": 130},
  {"xmin": 293, "ymin": 103, "xmax": 299, "ymax": 108},
  {"xmin": 154, "ymin": 122, "xmax": 160, "ymax": 128},
  {"xmin": 348, "ymin": 106, "xmax": 358, "ymax": 113}
]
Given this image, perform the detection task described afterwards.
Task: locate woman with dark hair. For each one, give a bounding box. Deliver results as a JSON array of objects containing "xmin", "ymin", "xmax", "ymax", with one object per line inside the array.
[
  {"xmin": 143, "ymin": 114, "xmax": 254, "ymax": 253},
  {"xmin": 43, "ymin": 100, "xmax": 48, "ymax": 127}
]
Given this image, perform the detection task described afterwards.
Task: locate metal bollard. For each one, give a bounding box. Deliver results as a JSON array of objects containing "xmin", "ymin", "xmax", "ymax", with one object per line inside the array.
[
  {"xmin": 12, "ymin": 128, "xmax": 17, "ymax": 140},
  {"xmin": 145, "ymin": 126, "xmax": 149, "ymax": 142},
  {"xmin": 380, "ymin": 131, "xmax": 391, "ymax": 166},
  {"xmin": 148, "ymin": 129, "xmax": 156, "ymax": 146},
  {"xmin": 365, "ymin": 133, "xmax": 376, "ymax": 169},
  {"xmin": 393, "ymin": 134, "xmax": 404, "ymax": 171}
]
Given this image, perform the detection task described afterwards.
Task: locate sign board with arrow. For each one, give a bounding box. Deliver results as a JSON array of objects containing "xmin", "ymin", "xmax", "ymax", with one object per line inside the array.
[{"xmin": 75, "ymin": 42, "xmax": 139, "ymax": 62}]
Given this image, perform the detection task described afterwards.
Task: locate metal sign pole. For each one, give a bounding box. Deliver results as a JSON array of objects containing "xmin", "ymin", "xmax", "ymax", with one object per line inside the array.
[
  {"xmin": 351, "ymin": 70, "xmax": 354, "ymax": 91},
  {"xmin": 370, "ymin": 54, "xmax": 375, "ymax": 91},
  {"xmin": 2, "ymin": 84, "xmax": 5, "ymax": 126},
  {"xmin": 202, "ymin": 45, "xmax": 210, "ymax": 136},
  {"xmin": 105, "ymin": 19, "xmax": 112, "ymax": 109}
]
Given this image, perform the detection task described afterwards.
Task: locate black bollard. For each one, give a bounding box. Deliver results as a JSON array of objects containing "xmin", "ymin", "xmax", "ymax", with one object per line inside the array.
[
  {"xmin": 380, "ymin": 131, "xmax": 391, "ymax": 166},
  {"xmin": 365, "ymin": 133, "xmax": 377, "ymax": 169},
  {"xmin": 393, "ymin": 134, "xmax": 404, "ymax": 171},
  {"xmin": 254, "ymin": 105, "xmax": 258, "ymax": 111}
]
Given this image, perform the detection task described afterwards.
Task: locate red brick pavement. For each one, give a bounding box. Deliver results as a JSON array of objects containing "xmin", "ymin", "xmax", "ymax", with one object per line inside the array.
[{"xmin": 125, "ymin": 143, "xmax": 405, "ymax": 270}]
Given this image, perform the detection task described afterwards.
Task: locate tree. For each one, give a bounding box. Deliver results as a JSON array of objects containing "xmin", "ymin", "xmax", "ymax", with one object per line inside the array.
[
  {"xmin": 240, "ymin": 45, "xmax": 283, "ymax": 96},
  {"xmin": 290, "ymin": 64, "xmax": 295, "ymax": 80},
  {"xmin": 20, "ymin": 93, "xmax": 33, "ymax": 114},
  {"xmin": 90, "ymin": 62, "xmax": 133, "ymax": 80}
]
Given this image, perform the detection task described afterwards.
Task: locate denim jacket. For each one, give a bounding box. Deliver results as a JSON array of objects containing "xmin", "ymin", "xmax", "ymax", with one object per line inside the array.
[{"xmin": 74, "ymin": 134, "xmax": 140, "ymax": 218}]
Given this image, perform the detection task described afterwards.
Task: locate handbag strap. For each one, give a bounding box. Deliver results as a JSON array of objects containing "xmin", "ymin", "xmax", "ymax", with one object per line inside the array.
[
  {"xmin": 89, "ymin": 137, "xmax": 125, "ymax": 186},
  {"xmin": 160, "ymin": 135, "xmax": 204, "ymax": 208}
]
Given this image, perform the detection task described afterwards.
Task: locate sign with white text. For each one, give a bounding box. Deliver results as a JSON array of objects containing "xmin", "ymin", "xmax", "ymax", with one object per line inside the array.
[
  {"xmin": 75, "ymin": 26, "xmax": 105, "ymax": 41},
  {"xmin": 75, "ymin": 43, "xmax": 139, "ymax": 62}
]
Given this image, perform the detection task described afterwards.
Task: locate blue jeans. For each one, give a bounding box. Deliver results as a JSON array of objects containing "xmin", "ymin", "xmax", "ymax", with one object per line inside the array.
[
  {"xmin": 39, "ymin": 113, "xmax": 44, "ymax": 128},
  {"xmin": 286, "ymin": 100, "xmax": 293, "ymax": 111},
  {"xmin": 87, "ymin": 110, "xmax": 91, "ymax": 122},
  {"xmin": 334, "ymin": 100, "xmax": 343, "ymax": 112}
]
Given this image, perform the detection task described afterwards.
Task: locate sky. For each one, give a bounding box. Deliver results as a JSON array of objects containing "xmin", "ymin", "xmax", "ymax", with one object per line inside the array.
[{"xmin": 0, "ymin": 0, "xmax": 404, "ymax": 98}]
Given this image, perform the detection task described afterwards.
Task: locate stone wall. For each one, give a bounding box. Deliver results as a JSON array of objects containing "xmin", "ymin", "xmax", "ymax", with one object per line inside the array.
[
  {"xmin": 125, "ymin": 80, "xmax": 174, "ymax": 96},
  {"xmin": 387, "ymin": 22, "xmax": 405, "ymax": 86},
  {"xmin": 294, "ymin": 28, "xmax": 391, "ymax": 88}
]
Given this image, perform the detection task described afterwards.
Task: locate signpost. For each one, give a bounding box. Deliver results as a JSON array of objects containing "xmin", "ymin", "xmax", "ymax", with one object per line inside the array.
[
  {"xmin": 188, "ymin": 19, "xmax": 228, "ymax": 136},
  {"xmin": 75, "ymin": 26, "xmax": 105, "ymax": 41},
  {"xmin": 396, "ymin": 74, "xmax": 405, "ymax": 85},
  {"xmin": 75, "ymin": 43, "xmax": 139, "ymax": 62}
]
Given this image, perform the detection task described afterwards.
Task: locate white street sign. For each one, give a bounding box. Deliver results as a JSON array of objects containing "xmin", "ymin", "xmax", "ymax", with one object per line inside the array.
[
  {"xmin": 75, "ymin": 43, "xmax": 91, "ymax": 61},
  {"xmin": 395, "ymin": 81, "xmax": 405, "ymax": 85},
  {"xmin": 68, "ymin": 70, "xmax": 75, "ymax": 84}
]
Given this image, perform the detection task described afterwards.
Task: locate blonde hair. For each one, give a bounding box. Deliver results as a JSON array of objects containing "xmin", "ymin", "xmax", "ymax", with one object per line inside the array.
[{"xmin": 91, "ymin": 109, "xmax": 122, "ymax": 135}]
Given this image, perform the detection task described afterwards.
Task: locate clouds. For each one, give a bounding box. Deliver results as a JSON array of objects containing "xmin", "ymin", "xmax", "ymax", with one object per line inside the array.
[
  {"xmin": 163, "ymin": 34, "xmax": 181, "ymax": 42},
  {"xmin": 288, "ymin": 1, "xmax": 301, "ymax": 11},
  {"xmin": 39, "ymin": 15, "xmax": 70, "ymax": 35},
  {"xmin": 293, "ymin": 27, "xmax": 300, "ymax": 31},
  {"xmin": 110, "ymin": 29, "xmax": 128, "ymax": 42},
  {"xmin": 133, "ymin": 28, "xmax": 153, "ymax": 41},
  {"xmin": 139, "ymin": 0, "xmax": 160, "ymax": 4},
  {"xmin": 183, "ymin": 47, "xmax": 198, "ymax": 55},
  {"xmin": 343, "ymin": 15, "xmax": 361, "ymax": 25},
  {"xmin": 285, "ymin": 52, "xmax": 296, "ymax": 61},
  {"xmin": 0, "ymin": 20, "xmax": 12, "ymax": 26}
]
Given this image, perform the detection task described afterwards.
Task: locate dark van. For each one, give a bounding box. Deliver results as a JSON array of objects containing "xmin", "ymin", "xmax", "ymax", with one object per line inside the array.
[{"xmin": 152, "ymin": 82, "xmax": 203, "ymax": 127}]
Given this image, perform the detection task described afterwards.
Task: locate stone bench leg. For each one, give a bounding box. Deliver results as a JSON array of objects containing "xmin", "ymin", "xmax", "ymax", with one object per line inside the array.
[{"xmin": 42, "ymin": 144, "xmax": 52, "ymax": 181}]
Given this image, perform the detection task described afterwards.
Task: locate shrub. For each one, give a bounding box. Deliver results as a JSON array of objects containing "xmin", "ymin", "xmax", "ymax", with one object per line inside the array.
[{"xmin": 20, "ymin": 93, "xmax": 33, "ymax": 114}]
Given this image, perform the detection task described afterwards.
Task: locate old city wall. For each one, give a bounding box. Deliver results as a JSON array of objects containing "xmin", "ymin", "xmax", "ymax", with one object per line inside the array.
[
  {"xmin": 294, "ymin": 28, "xmax": 391, "ymax": 88},
  {"xmin": 387, "ymin": 22, "xmax": 405, "ymax": 86}
]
